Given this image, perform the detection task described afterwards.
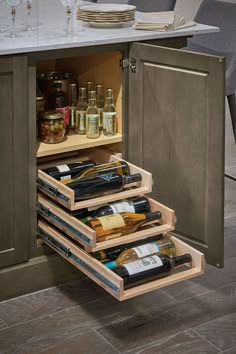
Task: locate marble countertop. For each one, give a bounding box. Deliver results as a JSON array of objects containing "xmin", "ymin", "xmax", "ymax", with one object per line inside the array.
[{"xmin": 0, "ymin": 0, "xmax": 219, "ymax": 56}]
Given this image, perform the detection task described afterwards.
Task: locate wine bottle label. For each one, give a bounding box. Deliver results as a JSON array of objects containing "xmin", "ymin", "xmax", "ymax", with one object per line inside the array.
[
  {"xmin": 97, "ymin": 214, "xmax": 125, "ymax": 231},
  {"xmin": 132, "ymin": 243, "xmax": 160, "ymax": 258},
  {"xmin": 110, "ymin": 201, "xmax": 135, "ymax": 214},
  {"xmin": 55, "ymin": 165, "xmax": 71, "ymax": 180},
  {"xmin": 56, "ymin": 164, "xmax": 70, "ymax": 172},
  {"xmin": 124, "ymin": 256, "xmax": 163, "ymax": 275}
]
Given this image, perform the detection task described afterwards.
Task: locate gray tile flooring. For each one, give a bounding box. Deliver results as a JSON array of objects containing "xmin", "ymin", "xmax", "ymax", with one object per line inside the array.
[{"xmin": 0, "ymin": 105, "xmax": 235, "ymax": 354}]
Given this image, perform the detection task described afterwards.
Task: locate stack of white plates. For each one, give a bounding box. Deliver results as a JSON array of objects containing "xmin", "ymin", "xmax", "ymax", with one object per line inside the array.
[{"xmin": 77, "ymin": 4, "xmax": 136, "ymax": 28}]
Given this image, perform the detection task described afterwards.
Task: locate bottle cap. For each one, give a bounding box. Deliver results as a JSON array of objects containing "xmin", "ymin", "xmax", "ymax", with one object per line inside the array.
[
  {"xmin": 133, "ymin": 196, "xmax": 151, "ymax": 213},
  {"xmin": 174, "ymin": 253, "xmax": 192, "ymax": 266},
  {"xmin": 124, "ymin": 173, "xmax": 142, "ymax": 184},
  {"xmin": 104, "ymin": 261, "xmax": 117, "ymax": 269},
  {"xmin": 88, "ymin": 90, "xmax": 96, "ymax": 100},
  {"xmin": 146, "ymin": 211, "xmax": 162, "ymax": 221}
]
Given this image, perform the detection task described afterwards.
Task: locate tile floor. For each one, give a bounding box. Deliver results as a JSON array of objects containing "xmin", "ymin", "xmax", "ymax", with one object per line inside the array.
[{"xmin": 0, "ymin": 103, "xmax": 235, "ymax": 354}]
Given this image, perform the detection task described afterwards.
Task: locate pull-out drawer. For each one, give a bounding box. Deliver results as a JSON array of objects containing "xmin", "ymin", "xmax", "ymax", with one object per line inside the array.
[
  {"xmin": 37, "ymin": 220, "xmax": 204, "ymax": 301},
  {"xmin": 37, "ymin": 153, "xmax": 152, "ymax": 211},
  {"xmin": 38, "ymin": 194, "xmax": 175, "ymax": 252}
]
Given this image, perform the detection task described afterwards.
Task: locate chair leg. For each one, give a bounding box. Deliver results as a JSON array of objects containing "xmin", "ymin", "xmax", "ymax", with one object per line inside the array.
[{"xmin": 227, "ymin": 94, "xmax": 236, "ymax": 143}]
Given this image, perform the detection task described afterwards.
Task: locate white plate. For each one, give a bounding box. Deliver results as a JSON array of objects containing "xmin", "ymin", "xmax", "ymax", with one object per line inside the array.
[
  {"xmin": 83, "ymin": 20, "xmax": 134, "ymax": 28},
  {"xmin": 79, "ymin": 4, "xmax": 136, "ymax": 13}
]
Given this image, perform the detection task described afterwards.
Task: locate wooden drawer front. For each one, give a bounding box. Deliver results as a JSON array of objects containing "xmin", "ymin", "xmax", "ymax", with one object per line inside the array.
[
  {"xmin": 37, "ymin": 155, "xmax": 152, "ymax": 211},
  {"xmin": 38, "ymin": 194, "xmax": 175, "ymax": 252},
  {"xmin": 38, "ymin": 220, "xmax": 204, "ymax": 301}
]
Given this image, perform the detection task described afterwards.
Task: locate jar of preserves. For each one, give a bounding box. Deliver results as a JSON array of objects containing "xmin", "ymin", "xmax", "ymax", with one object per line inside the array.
[{"xmin": 39, "ymin": 111, "xmax": 65, "ymax": 144}]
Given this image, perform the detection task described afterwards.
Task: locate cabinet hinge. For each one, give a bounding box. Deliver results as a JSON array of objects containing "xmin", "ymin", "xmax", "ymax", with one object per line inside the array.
[{"xmin": 120, "ymin": 57, "xmax": 137, "ymax": 73}]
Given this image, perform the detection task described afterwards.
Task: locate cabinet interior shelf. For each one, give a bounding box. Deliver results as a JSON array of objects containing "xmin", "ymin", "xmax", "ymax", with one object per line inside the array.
[{"xmin": 36, "ymin": 132, "xmax": 123, "ymax": 157}]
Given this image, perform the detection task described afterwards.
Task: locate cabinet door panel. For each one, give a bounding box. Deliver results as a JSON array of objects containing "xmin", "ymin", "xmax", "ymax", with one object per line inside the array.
[
  {"xmin": 0, "ymin": 56, "xmax": 29, "ymax": 268},
  {"xmin": 128, "ymin": 43, "xmax": 225, "ymax": 267}
]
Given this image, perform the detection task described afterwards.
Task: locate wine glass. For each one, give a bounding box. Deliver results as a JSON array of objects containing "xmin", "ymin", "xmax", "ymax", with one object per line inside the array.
[
  {"xmin": 22, "ymin": 0, "xmax": 37, "ymax": 31},
  {"xmin": 60, "ymin": 0, "xmax": 79, "ymax": 37},
  {"xmin": 0, "ymin": 0, "xmax": 9, "ymax": 33},
  {"xmin": 4, "ymin": 0, "xmax": 23, "ymax": 38}
]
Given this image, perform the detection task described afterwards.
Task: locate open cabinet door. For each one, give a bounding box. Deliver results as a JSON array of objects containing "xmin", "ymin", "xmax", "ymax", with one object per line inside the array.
[{"xmin": 127, "ymin": 42, "xmax": 225, "ymax": 267}]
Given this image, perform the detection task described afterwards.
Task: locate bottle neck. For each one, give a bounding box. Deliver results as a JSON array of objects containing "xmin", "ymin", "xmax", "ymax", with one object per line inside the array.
[
  {"xmin": 79, "ymin": 96, "xmax": 87, "ymax": 104},
  {"xmin": 88, "ymin": 98, "xmax": 97, "ymax": 108},
  {"xmin": 105, "ymin": 97, "xmax": 114, "ymax": 106},
  {"xmin": 173, "ymin": 254, "xmax": 192, "ymax": 267}
]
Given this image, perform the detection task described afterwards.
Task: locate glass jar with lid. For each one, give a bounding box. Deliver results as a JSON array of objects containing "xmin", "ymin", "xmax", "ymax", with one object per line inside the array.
[{"xmin": 39, "ymin": 111, "xmax": 65, "ymax": 144}]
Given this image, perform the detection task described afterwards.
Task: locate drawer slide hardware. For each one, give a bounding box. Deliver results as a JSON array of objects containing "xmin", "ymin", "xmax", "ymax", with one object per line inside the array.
[
  {"xmin": 37, "ymin": 202, "xmax": 92, "ymax": 246},
  {"xmin": 120, "ymin": 57, "xmax": 137, "ymax": 73},
  {"xmin": 38, "ymin": 227, "xmax": 120, "ymax": 295},
  {"xmin": 37, "ymin": 178, "xmax": 70, "ymax": 204}
]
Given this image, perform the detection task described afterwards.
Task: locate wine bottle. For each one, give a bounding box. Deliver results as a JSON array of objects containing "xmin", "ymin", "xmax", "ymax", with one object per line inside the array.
[
  {"xmin": 63, "ymin": 160, "xmax": 131, "ymax": 185},
  {"xmin": 88, "ymin": 210, "xmax": 162, "ymax": 242},
  {"xmin": 92, "ymin": 196, "xmax": 150, "ymax": 217},
  {"xmin": 68, "ymin": 173, "xmax": 142, "ymax": 201},
  {"xmin": 48, "ymin": 80, "xmax": 70, "ymax": 134},
  {"xmin": 104, "ymin": 237, "xmax": 176, "ymax": 269},
  {"xmin": 91, "ymin": 234, "xmax": 165, "ymax": 261},
  {"xmin": 42, "ymin": 160, "xmax": 96, "ymax": 181},
  {"xmin": 113, "ymin": 253, "xmax": 192, "ymax": 288}
]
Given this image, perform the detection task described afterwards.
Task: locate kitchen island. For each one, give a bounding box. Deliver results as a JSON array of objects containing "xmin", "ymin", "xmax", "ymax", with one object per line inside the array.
[{"xmin": 0, "ymin": 0, "xmax": 224, "ymax": 301}]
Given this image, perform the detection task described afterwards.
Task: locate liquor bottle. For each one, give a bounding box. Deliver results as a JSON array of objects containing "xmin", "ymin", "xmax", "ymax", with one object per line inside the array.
[
  {"xmin": 48, "ymin": 80, "xmax": 70, "ymax": 134},
  {"xmin": 113, "ymin": 253, "xmax": 192, "ymax": 288},
  {"xmin": 88, "ymin": 210, "xmax": 162, "ymax": 242},
  {"xmin": 96, "ymin": 84, "xmax": 104, "ymax": 131},
  {"xmin": 91, "ymin": 234, "xmax": 165, "ymax": 261},
  {"xmin": 67, "ymin": 172, "xmax": 142, "ymax": 201},
  {"xmin": 68, "ymin": 83, "xmax": 78, "ymax": 131},
  {"xmin": 104, "ymin": 237, "xmax": 176, "ymax": 269},
  {"xmin": 103, "ymin": 96, "xmax": 117, "ymax": 136},
  {"xmin": 93, "ymin": 196, "xmax": 150, "ymax": 217},
  {"xmin": 86, "ymin": 91, "xmax": 100, "ymax": 139},
  {"xmin": 42, "ymin": 160, "xmax": 96, "ymax": 181},
  {"xmin": 75, "ymin": 87, "xmax": 87, "ymax": 135},
  {"xmin": 62, "ymin": 160, "xmax": 130, "ymax": 184}
]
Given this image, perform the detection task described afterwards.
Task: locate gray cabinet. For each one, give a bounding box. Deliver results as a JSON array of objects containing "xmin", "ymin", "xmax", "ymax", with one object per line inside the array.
[
  {"xmin": 0, "ymin": 56, "xmax": 29, "ymax": 268},
  {"xmin": 128, "ymin": 43, "xmax": 225, "ymax": 267}
]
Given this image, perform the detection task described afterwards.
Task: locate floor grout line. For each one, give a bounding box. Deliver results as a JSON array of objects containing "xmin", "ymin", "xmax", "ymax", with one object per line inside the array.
[
  {"xmin": 95, "ymin": 330, "xmax": 121, "ymax": 353},
  {"xmin": 190, "ymin": 328, "xmax": 223, "ymax": 352},
  {"xmin": 0, "ymin": 293, "xmax": 110, "ymax": 331}
]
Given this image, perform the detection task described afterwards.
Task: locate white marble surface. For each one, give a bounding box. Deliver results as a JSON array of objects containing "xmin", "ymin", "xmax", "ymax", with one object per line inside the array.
[{"xmin": 0, "ymin": 0, "xmax": 219, "ymax": 56}]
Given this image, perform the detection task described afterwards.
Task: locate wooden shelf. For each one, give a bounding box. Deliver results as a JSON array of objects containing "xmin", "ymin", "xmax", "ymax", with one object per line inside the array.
[{"xmin": 36, "ymin": 132, "xmax": 123, "ymax": 157}]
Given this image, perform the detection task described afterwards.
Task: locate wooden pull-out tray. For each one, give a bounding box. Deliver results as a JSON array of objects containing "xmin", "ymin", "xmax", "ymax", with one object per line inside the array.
[
  {"xmin": 37, "ymin": 154, "xmax": 152, "ymax": 211},
  {"xmin": 38, "ymin": 194, "xmax": 175, "ymax": 252},
  {"xmin": 38, "ymin": 220, "xmax": 204, "ymax": 301}
]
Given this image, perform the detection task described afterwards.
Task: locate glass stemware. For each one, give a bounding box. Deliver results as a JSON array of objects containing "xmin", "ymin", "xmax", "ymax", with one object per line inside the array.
[
  {"xmin": 0, "ymin": 0, "xmax": 9, "ymax": 32},
  {"xmin": 60, "ymin": 0, "xmax": 78, "ymax": 37},
  {"xmin": 4, "ymin": 0, "xmax": 23, "ymax": 38},
  {"xmin": 23, "ymin": 0, "xmax": 37, "ymax": 31}
]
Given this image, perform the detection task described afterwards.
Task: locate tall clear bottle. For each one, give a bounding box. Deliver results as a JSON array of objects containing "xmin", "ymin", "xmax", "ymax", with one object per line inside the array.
[
  {"xmin": 68, "ymin": 83, "xmax": 78, "ymax": 131},
  {"xmin": 103, "ymin": 96, "xmax": 117, "ymax": 136},
  {"xmin": 75, "ymin": 87, "xmax": 87, "ymax": 135},
  {"xmin": 86, "ymin": 91, "xmax": 100, "ymax": 139},
  {"xmin": 96, "ymin": 84, "xmax": 104, "ymax": 132},
  {"xmin": 87, "ymin": 81, "xmax": 95, "ymax": 103}
]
